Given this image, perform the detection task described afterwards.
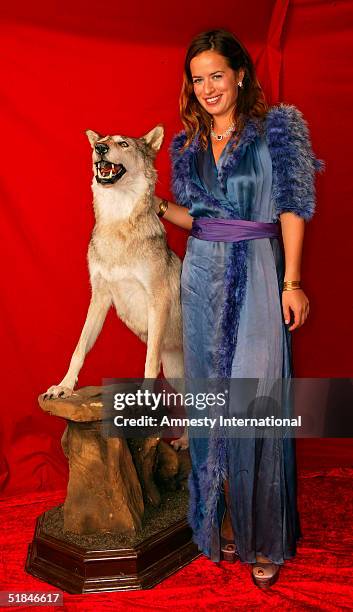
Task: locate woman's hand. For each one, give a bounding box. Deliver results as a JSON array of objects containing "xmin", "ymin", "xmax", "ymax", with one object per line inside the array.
[
  {"xmin": 153, "ymin": 196, "xmax": 193, "ymax": 230},
  {"xmin": 282, "ymin": 289, "xmax": 310, "ymax": 331}
]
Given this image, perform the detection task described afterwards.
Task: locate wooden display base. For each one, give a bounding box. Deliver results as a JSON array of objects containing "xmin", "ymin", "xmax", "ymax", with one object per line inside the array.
[{"xmin": 26, "ymin": 511, "xmax": 200, "ymax": 593}]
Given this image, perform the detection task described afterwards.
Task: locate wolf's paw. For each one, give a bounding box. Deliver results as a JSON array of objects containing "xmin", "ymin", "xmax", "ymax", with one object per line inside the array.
[
  {"xmin": 43, "ymin": 385, "xmax": 74, "ymax": 400},
  {"xmin": 170, "ymin": 430, "xmax": 189, "ymax": 451}
]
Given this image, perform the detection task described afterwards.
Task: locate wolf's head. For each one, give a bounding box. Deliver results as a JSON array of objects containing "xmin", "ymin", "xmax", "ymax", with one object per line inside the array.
[{"xmin": 86, "ymin": 126, "xmax": 164, "ymax": 193}]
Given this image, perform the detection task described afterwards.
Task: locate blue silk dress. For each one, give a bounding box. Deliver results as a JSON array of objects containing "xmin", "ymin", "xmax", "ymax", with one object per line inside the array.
[{"xmin": 180, "ymin": 134, "xmax": 300, "ymax": 564}]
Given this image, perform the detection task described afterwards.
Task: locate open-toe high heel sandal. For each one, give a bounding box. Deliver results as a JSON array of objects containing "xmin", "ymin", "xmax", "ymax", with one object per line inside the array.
[
  {"xmin": 221, "ymin": 538, "xmax": 238, "ymax": 563},
  {"xmin": 252, "ymin": 560, "xmax": 280, "ymax": 588},
  {"xmin": 220, "ymin": 510, "xmax": 239, "ymax": 563}
]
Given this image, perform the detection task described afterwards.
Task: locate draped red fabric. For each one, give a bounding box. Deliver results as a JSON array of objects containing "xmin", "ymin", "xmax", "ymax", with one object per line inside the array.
[
  {"xmin": 1, "ymin": 0, "xmax": 350, "ymax": 497},
  {"xmin": 0, "ymin": 0, "xmax": 353, "ymax": 605},
  {"xmin": 257, "ymin": 0, "xmax": 290, "ymax": 102},
  {"xmin": 0, "ymin": 0, "xmax": 286, "ymax": 498}
]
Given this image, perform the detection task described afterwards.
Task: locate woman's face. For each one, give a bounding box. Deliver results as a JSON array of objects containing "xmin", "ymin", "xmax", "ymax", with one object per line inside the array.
[{"xmin": 190, "ymin": 50, "xmax": 244, "ymax": 120}]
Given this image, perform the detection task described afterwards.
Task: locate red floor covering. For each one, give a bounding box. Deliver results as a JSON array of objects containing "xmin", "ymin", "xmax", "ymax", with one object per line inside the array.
[{"xmin": 1, "ymin": 440, "xmax": 353, "ymax": 611}]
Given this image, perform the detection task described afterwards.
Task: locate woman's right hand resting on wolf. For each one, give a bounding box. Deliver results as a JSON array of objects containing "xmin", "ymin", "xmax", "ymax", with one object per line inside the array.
[{"xmin": 153, "ymin": 196, "xmax": 193, "ymax": 230}]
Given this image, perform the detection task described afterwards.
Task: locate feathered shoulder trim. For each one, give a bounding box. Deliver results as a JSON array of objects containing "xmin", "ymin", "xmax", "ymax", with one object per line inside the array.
[
  {"xmin": 265, "ymin": 103, "xmax": 324, "ymax": 221},
  {"xmin": 169, "ymin": 130, "xmax": 188, "ymax": 155},
  {"xmin": 168, "ymin": 130, "xmax": 198, "ymax": 207}
]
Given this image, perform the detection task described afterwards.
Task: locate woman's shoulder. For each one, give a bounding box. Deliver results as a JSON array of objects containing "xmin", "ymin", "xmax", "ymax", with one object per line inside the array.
[
  {"xmin": 264, "ymin": 102, "xmax": 324, "ymax": 172},
  {"xmin": 170, "ymin": 129, "xmax": 187, "ymax": 146},
  {"xmin": 264, "ymin": 102, "xmax": 311, "ymax": 139},
  {"xmin": 169, "ymin": 129, "xmax": 202, "ymax": 163},
  {"xmin": 169, "ymin": 130, "xmax": 187, "ymax": 156},
  {"xmin": 266, "ymin": 102, "xmax": 305, "ymax": 119}
]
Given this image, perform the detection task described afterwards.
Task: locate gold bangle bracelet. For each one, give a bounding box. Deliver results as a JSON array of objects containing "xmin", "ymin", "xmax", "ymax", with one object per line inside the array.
[
  {"xmin": 157, "ymin": 198, "xmax": 169, "ymax": 218},
  {"xmin": 283, "ymin": 279, "xmax": 301, "ymax": 292},
  {"xmin": 282, "ymin": 287, "xmax": 302, "ymax": 291}
]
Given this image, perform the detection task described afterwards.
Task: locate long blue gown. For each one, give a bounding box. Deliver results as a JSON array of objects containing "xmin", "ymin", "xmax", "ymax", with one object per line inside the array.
[{"xmin": 180, "ymin": 133, "xmax": 300, "ymax": 564}]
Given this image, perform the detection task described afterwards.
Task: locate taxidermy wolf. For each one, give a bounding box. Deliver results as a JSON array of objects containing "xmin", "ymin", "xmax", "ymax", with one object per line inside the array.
[
  {"xmin": 42, "ymin": 126, "xmax": 186, "ymax": 505},
  {"xmin": 44, "ymin": 125, "xmax": 184, "ymax": 401}
]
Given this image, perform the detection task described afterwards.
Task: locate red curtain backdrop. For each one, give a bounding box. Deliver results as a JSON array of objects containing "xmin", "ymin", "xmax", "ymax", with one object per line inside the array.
[{"xmin": 0, "ymin": 0, "xmax": 352, "ymax": 499}]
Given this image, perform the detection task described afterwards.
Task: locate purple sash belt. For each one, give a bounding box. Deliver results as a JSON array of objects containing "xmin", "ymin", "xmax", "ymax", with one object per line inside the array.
[{"xmin": 191, "ymin": 218, "xmax": 280, "ymax": 242}]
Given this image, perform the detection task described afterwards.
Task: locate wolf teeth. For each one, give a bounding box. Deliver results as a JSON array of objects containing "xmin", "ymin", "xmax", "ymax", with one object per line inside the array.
[{"xmin": 97, "ymin": 165, "xmax": 114, "ymax": 179}]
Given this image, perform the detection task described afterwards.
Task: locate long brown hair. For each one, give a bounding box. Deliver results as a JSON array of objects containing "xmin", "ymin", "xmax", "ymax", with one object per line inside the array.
[{"xmin": 180, "ymin": 29, "xmax": 268, "ymax": 149}]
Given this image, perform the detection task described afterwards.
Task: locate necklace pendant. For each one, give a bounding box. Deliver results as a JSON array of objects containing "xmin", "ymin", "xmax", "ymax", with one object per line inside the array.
[{"xmin": 216, "ymin": 134, "xmax": 223, "ymax": 141}]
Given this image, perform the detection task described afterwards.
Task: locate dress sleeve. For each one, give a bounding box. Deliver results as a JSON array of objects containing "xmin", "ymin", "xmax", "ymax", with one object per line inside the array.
[
  {"xmin": 266, "ymin": 104, "xmax": 325, "ymax": 221},
  {"xmin": 168, "ymin": 131, "xmax": 192, "ymax": 208}
]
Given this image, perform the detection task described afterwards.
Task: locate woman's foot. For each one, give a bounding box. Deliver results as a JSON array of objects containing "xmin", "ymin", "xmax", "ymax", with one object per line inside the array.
[
  {"xmin": 252, "ymin": 554, "xmax": 280, "ymax": 588},
  {"xmin": 220, "ymin": 482, "xmax": 238, "ymax": 562},
  {"xmin": 221, "ymin": 515, "xmax": 238, "ymax": 562}
]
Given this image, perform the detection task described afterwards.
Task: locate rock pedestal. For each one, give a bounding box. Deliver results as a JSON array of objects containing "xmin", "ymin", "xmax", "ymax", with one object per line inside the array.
[{"xmin": 39, "ymin": 385, "xmax": 145, "ymax": 535}]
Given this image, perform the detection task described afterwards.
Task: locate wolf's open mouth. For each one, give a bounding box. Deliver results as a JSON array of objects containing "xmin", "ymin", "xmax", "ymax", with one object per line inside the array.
[{"xmin": 94, "ymin": 160, "xmax": 126, "ymax": 184}]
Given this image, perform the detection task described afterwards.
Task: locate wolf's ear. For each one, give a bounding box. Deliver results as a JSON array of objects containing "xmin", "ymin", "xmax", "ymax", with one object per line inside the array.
[
  {"xmin": 86, "ymin": 130, "xmax": 102, "ymax": 148},
  {"xmin": 142, "ymin": 125, "xmax": 164, "ymax": 152}
]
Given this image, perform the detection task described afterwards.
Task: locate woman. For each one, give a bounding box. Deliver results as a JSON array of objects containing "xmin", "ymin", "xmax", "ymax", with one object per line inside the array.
[{"xmin": 154, "ymin": 29, "xmax": 323, "ymax": 587}]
